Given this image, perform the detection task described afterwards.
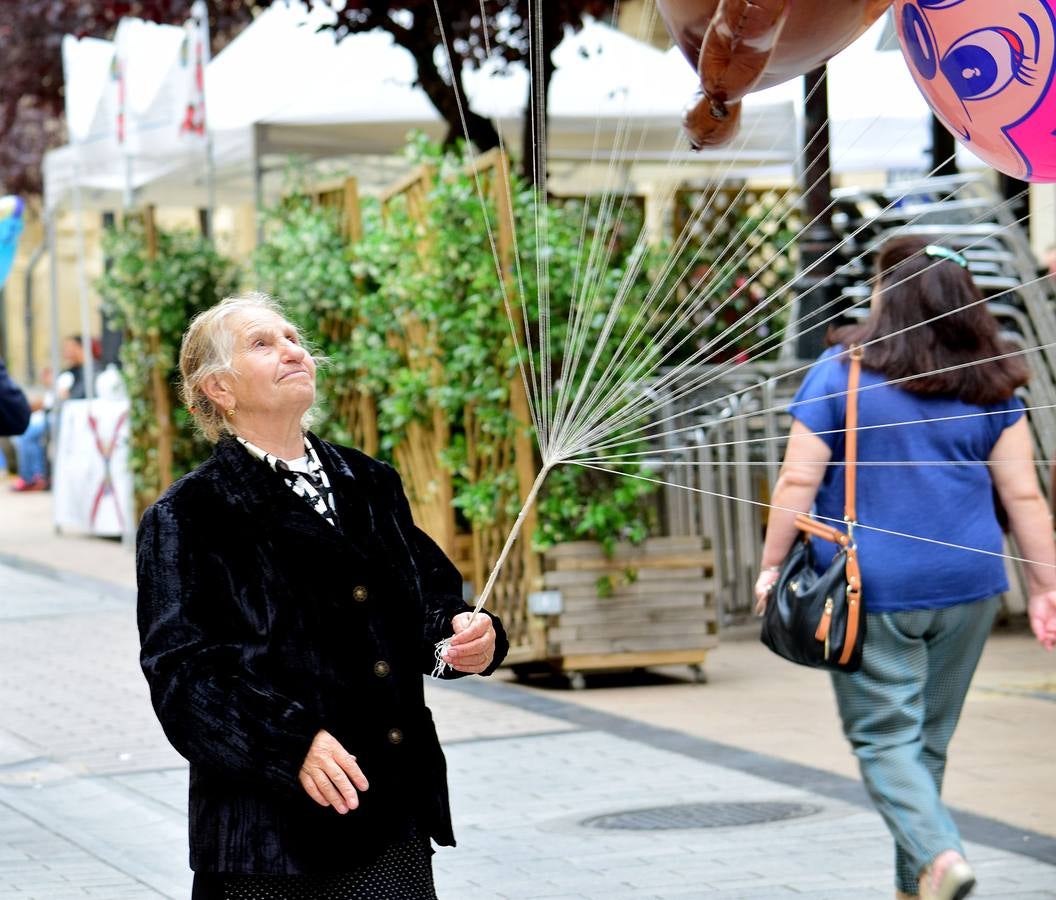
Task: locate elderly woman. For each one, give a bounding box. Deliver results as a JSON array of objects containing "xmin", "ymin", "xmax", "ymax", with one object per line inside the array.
[
  {"xmin": 137, "ymin": 293, "xmax": 508, "ymax": 900},
  {"xmin": 755, "ymin": 238, "xmax": 1056, "ymax": 900}
]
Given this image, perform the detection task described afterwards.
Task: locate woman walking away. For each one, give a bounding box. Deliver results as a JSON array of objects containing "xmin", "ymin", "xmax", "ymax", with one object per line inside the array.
[
  {"xmin": 755, "ymin": 237, "xmax": 1056, "ymax": 900},
  {"xmin": 137, "ymin": 293, "xmax": 509, "ymax": 899}
]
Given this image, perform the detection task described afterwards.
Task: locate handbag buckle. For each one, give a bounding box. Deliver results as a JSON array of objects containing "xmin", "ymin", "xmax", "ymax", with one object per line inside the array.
[{"xmin": 844, "ymin": 516, "xmax": 858, "ymax": 549}]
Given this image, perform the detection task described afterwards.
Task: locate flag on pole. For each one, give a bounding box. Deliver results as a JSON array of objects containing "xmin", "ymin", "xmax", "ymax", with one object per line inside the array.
[
  {"xmin": 61, "ymin": 35, "xmax": 118, "ymax": 146},
  {"xmin": 0, "ymin": 197, "xmax": 24, "ymax": 291},
  {"xmin": 179, "ymin": 1, "xmax": 211, "ymax": 142}
]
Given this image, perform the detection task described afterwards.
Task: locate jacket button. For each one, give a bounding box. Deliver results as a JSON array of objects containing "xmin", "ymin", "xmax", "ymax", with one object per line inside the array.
[
  {"xmin": 373, "ymin": 660, "xmax": 391, "ymax": 678},
  {"xmin": 387, "ymin": 727, "xmax": 404, "ymax": 745},
  {"xmin": 352, "ymin": 585, "xmax": 368, "ymax": 602}
]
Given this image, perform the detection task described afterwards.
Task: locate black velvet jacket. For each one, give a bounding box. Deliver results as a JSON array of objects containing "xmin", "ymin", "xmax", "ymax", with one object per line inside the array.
[
  {"xmin": 0, "ymin": 358, "xmax": 29, "ymax": 436},
  {"xmin": 136, "ymin": 434, "xmax": 509, "ymax": 875}
]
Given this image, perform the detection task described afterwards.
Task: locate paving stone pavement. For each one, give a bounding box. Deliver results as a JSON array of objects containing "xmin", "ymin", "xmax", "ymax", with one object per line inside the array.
[{"xmin": 0, "ymin": 560, "xmax": 1053, "ymax": 899}]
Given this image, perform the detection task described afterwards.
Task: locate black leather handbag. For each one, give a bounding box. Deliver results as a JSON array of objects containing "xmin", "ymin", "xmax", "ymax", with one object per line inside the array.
[{"xmin": 761, "ymin": 346, "xmax": 866, "ymax": 673}]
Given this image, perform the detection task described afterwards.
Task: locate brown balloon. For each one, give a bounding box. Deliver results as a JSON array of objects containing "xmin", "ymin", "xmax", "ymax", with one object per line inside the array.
[{"xmin": 657, "ymin": 0, "xmax": 892, "ymax": 147}]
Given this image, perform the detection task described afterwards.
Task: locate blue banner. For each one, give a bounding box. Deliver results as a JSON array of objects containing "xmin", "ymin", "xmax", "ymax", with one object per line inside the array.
[{"xmin": 0, "ymin": 196, "xmax": 25, "ymax": 290}]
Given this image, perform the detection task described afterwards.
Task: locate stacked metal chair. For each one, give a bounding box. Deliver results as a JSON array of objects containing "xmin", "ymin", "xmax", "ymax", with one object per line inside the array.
[{"xmin": 650, "ymin": 174, "xmax": 1056, "ymax": 625}]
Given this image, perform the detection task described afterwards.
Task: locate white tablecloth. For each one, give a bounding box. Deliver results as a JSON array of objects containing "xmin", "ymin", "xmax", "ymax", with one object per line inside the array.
[{"xmin": 52, "ymin": 399, "xmax": 133, "ymax": 538}]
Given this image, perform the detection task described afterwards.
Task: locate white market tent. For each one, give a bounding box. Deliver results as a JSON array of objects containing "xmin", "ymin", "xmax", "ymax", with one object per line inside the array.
[
  {"xmin": 43, "ymin": 2, "xmax": 799, "ymax": 215},
  {"xmin": 45, "ymin": 4, "xmax": 987, "ymax": 218},
  {"xmin": 46, "ymin": 13, "xmax": 216, "ymax": 216},
  {"xmin": 41, "ymin": 4, "xmax": 954, "ymax": 413},
  {"xmin": 34, "ymin": 6, "xmax": 989, "ymax": 544}
]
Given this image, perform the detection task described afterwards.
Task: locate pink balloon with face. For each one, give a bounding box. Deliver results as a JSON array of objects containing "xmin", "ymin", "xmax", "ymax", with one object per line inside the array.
[{"xmin": 895, "ymin": 0, "xmax": 1056, "ymax": 182}]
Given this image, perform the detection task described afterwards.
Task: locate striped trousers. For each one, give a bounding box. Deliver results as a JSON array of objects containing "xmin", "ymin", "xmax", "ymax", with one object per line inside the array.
[{"xmin": 830, "ymin": 595, "xmax": 999, "ymax": 894}]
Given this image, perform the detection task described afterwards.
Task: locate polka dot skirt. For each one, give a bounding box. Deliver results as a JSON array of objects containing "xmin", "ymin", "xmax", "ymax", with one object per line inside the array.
[{"xmin": 191, "ymin": 832, "xmax": 437, "ymax": 900}]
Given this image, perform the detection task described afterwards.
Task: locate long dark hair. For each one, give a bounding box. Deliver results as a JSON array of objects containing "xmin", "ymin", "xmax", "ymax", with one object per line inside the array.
[{"xmin": 829, "ymin": 236, "xmax": 1028, "ymax": 404}]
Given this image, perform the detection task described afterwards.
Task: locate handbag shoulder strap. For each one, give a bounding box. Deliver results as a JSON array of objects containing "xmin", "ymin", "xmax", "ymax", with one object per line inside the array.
[{"xmin": 844, "ymin": 345, "xmax": 863, "ymax": 525}]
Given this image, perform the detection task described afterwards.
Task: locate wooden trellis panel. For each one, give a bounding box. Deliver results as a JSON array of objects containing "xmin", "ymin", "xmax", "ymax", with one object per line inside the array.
[
  {"xmin": 317, "ymin": 309, "xmax": 380, "ymax": 459},
  {"xmin": 379, "ymin": 165, "xmax": 457, "ymax": 560},
  {"xmin": 312, "ymin": 176, "xmax": 364, "ymax": 245},
  {"xmin": 462, "ymin": 149, "xmax": 544, "ymax": 662},
  {"xmin": 310, "ymin": 154, "xmax": 543, "ymax": 660},
  {"xmin": 308, "ymin": 177, "xmax": 378, "ymax": 456},
  {"xmin": 124, "ymin": 204, "xmax": 175, "ymax": 517}
]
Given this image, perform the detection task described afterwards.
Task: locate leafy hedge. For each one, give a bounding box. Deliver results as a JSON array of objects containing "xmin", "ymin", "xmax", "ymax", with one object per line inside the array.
[
  {"xmin": 254, "ymin": 140, "xmax": 662, "ymax": 553},
  {"xmin": 98, "ymin": 218, "xmax": 239, "ymax": 512},
  {"xmin": 98, "ymin": 141, "xmax": 795, "ymax": 556}
]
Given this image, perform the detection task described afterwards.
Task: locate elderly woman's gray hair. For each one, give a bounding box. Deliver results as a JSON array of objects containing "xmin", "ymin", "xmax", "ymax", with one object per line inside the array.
[{"xmin": 179, "ymin": 293, "xmax": 315, "ymax": 443}]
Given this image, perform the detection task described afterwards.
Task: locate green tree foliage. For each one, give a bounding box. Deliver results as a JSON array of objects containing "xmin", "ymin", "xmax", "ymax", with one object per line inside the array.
[
  {"xmin": 97, "ymin": 218, "xmax": 239, "ymax": 509},
  {"xmin": 250, "ymin": 197, "xmax": 369, "ymax": 447},
  {"xmin": 323, "ymin": 1, "xmax": 617, "ymax": 183},
  {"xmin": 670, "ymin": 185, "xmax": 801, "ymax": 363},
  {"xmin": 254, "ymin": 138, "xmax": 660, "ymax": 552}
]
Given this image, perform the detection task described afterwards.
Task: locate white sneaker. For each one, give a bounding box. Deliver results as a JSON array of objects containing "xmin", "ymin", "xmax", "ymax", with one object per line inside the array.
[{"xmin": 920, "ymin": 855, "xmax": 976, "ymax": 900}]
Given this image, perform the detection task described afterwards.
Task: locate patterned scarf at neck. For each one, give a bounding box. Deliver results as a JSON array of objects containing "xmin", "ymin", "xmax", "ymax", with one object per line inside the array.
[{"xmin": 237, "ymin": 435, "xmax": 339, "ymax": 528}]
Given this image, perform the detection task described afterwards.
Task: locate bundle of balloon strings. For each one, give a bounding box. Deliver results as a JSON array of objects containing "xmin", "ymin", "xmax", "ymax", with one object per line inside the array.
[{"xmin": 431, "ymin": 463, "xmax": 552, "ymax": 677}]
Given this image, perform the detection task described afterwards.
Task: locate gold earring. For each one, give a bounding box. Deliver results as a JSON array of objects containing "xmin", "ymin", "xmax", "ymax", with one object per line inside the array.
[{"xmin": 226, "ymin": 407, "xmax": 236, "ymax": 419}]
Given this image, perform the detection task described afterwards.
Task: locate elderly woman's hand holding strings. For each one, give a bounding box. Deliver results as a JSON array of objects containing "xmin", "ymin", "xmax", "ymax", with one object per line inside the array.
[{"xmin": 442, "ymin": 611, "xmax": 499, "ymax": 672}]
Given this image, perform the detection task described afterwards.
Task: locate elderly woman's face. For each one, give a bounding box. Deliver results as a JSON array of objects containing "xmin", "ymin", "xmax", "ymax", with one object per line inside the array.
[{"xmin": 226, "ymin": 309, "xmax": 316, "ymax": 418}]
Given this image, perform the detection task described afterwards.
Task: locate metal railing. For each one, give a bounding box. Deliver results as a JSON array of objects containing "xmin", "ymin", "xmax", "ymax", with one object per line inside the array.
[{"xmin": 649, "ymin": 174, "xmax": 1056, "ymax": 625}]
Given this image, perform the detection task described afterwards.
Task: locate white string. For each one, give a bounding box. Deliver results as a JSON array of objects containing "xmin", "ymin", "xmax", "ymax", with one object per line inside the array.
[
  {"xmin": 574, "ymin": 462, "xmax": 1056, "ymax": 571},
  {"xmin": 554, "ymin": 83, "xmax": 848, "ymax": 453},
  {"xmin": 639, "ymin": 185, "xmax": 1034, "ymax": 412},
  {"xmin": 575, "ymin": 341, "xmax": 1056, "ymax": 461},
  {"xmin": 429, "ymin": 0, "xmax": 547, "ymax": 451},
  {"xmin": 431, "ymin": 462, "xmax": 552, "ymax": 677},
  {"xmin": 546, "ymin": 2, "xmax": 683, "ymax": 460},
  {"xmin": 568, "ymin": 176, "xmax": 1025, "ymax": 454},
  {"xmin": 540, "ymin": 18, "xmax": 819, "ymax": 466},
  {"xmin": 576, "ymin": 402, "xmax": 1056, "ymax": 460},
  {"xmin": 470, "ymin": 0, "xmax": 546, "ymax": 457},
  {"xmin": 651, "ymin": 192, "xmax": 1037, "ymax": 409},
  {"xmin": 429, "ymin": 0, "xmax": 674, "ymax": 665},
  {"xmin": 595, "ymin": 459, "xmax": 1056, "ymax": 467},
  {"xmin": 549, "ymin": 51, "xmax": 833, "ymax": 455},
  {"xmin": 561, "ymin": 157, "xmax": 991, "ymax": 455},
  {"xmin": 574, "ymin": 237, "xmax": 1047, "ymax": 456},
  {"xmin": 418, "ymin": 5, "xmax": 1055, "ymax": 673},
  {"xmin": 552, "ymin": 77, "xmax": 841, "ymax": 457},
  {"xmin": 527, "ymin": 0, "xmax": 556, "ymax": 454},
  {"xmin": 554, "ymin": 114, "xmax": 936, "ymax": 453}
]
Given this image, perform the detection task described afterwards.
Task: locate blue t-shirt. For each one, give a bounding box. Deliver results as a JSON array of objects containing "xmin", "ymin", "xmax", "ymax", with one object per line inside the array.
[{"xmin": 790, "ymin": 346, "xmax": 1024, "ymax": 612}]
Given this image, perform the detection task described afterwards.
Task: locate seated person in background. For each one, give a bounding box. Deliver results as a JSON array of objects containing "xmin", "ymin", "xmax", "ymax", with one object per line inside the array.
[
  {"xmin": 18, "ymin": 336, "xmax": 98, "ymax": 491},
  {"xmin": 11, "ymin": 377, "xmax": 52, "ymax": 492}
]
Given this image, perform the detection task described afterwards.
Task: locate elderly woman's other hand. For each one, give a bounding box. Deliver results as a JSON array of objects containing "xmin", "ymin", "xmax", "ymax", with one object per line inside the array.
[
  {"xmin": 298, "ymin": 730, "xmax": 369, "ymax": 815},
  {"xmin": 442, "ymin": 612, "xmax": 497, "ymax": 673},
  {"xmin": 1029, "ymin": 591, "xmax": 1056, "ymax": 651}
]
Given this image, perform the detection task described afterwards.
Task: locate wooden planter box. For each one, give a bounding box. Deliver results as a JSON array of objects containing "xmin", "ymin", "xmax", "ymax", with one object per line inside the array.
[{"xmin": 535, "ymin": 536, "xmax": 718, "ymax": 687}]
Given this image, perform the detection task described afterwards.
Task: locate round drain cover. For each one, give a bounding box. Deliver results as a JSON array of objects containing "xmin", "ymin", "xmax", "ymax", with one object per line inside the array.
[{"xmin": 581, "ymin": 801, "xmax": 820, "ymax": 830}]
